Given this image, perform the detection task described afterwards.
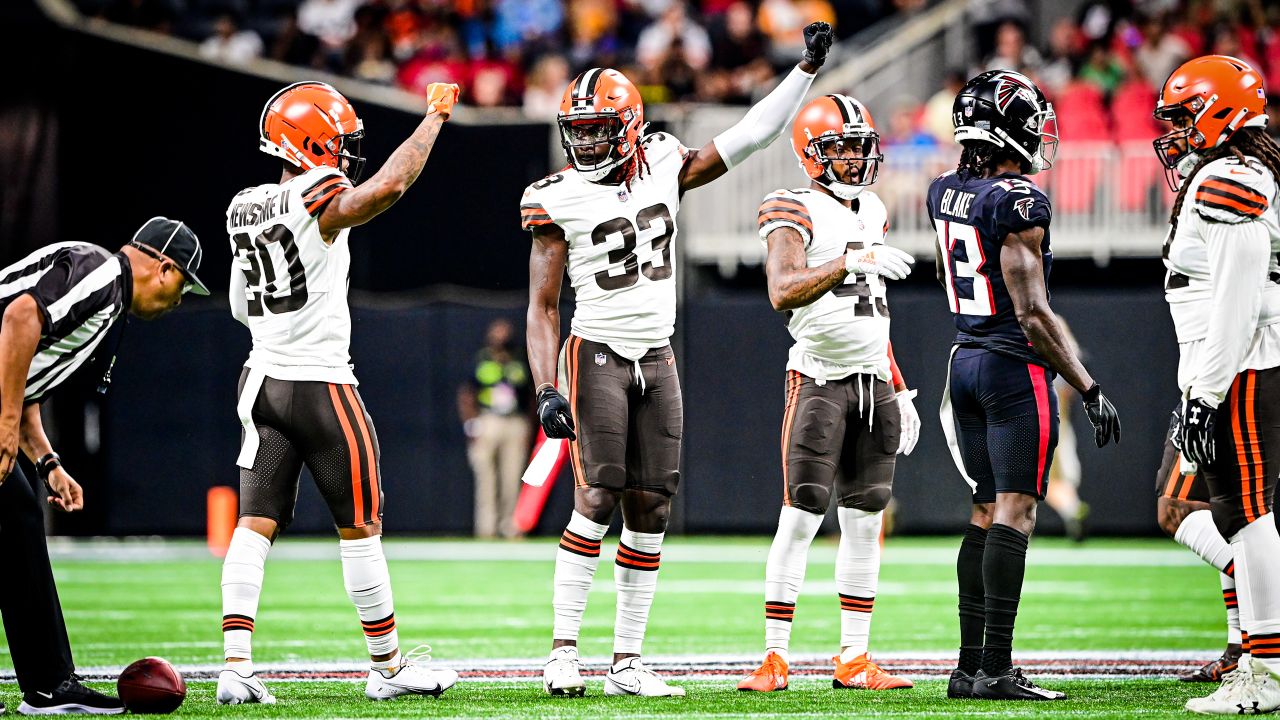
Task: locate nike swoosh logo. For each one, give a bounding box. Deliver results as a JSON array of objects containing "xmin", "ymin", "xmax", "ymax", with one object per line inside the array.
[
  {"xmin": 36, "ymin": 691, "xmax": 53, "ymax": 699},
  {"xmin": 611, "ymin": 677, "xmax": 641, "ymax": 693}
]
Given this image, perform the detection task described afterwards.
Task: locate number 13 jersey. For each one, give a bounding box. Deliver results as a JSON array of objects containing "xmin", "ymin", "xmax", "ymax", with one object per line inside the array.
[
  {"xmin": 927, "ymin": 170, "xmax": 1053, "ymax": 367},
  {"xmin": 521, "ymin": 133, "xmax": 686, "ymax": 355},
  {"xmin": 226, "ymin": 166, "xmax": 357, "ymax": 384}
]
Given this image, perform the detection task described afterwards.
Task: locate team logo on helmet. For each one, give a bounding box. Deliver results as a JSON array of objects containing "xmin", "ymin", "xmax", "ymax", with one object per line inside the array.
[{"xmin": 994, "ymin": 73, "xmax": 1036, "ymax": 115}]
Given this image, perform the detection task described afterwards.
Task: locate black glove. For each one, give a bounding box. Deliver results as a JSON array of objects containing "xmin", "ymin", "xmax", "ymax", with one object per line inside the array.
[
  {"xmin": 802, "ymin": 21, "xmax": 833, "ymax": 68},
  {"xmin": 1179, "ymin": 396, "xmax": 1217, "ymax": 467},
  {"xmin": 1082, "ymin": 383, "xmax": 1121, "ymax": 448},
  {"xmin": 537, "ymin": 386, "xmax": 577, "ymax": 441},
  {"xmin": 1167, "ymin": 404, "xmax": 1183, "ymax": 451}
]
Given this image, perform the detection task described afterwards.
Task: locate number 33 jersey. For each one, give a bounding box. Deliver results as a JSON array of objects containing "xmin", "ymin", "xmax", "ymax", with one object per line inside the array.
[
  {"xmin": 226, "ymin": 166, "xmax": 357, "ymax": 384},
  {"xmin": 521, "ymin": 133, "xmax": 686, "ymax": 354},
  {"xmin": 758, "ymin": 188, "xmax": 893, "ymax": 382},
  {"xmin": 927, "ymin": 171, "xmax": 1053, "ymax": 367}
]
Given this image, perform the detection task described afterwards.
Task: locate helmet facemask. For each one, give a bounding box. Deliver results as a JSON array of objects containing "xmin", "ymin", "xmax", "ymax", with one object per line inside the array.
[
  {"xmin": 993, "ymin": 104, "xmax": 1058, "ymax": 175},
  {"xmin": 558, "ymin": 113, "xmax": 636, "ymax": 182},
  {"xmin": 807, "ymin": 130, "xmax": 882, "ymax": 200},
  {"xmin": 332, "ymin": 127, "xmax": 366, "ymax": 183},
  {"xmin": 1153, "ymin": 100, "xmax": 1205, "ymax": 191}
]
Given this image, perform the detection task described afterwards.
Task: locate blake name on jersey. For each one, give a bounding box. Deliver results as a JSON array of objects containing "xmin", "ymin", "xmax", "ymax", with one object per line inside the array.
[
  {"xmin": 758, "ymin": 188, "xmax": 892, "ymax": 382},
  {"xmin": 227, "ymin": 165, "xmax": 357, "ymax": 383},
  {"xmin": 520, "ymin": 132, "xmax": 687, "ymax": 352}
]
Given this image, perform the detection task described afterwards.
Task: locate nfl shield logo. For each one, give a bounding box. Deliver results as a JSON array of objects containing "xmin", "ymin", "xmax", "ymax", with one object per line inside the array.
[
  {"xmin": 595, "ymin": 352, "xmax": 607, "ymax": 366},
  {"xmin": 617, "ymin": 188, "xmax": 630, "ymax": 202}
]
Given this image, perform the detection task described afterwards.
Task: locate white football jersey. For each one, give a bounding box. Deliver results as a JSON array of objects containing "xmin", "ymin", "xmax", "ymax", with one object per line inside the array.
[
  {"xmin": 521, "ymin": 133, "xmax": 686, "ymax": 357},
  {"xmin": 226, "ymin": 166, "xmax": 357, "ymax": 384},
  {"xmin": 1164, "ymin": 154, "xmax": 1280, "ymax": 393},
  {"xmin": 758, "ymin": 187, "xmax": 892, "ymax": 382}
]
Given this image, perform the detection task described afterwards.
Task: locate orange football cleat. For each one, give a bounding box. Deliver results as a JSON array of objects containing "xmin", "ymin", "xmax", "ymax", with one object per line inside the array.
[
  {"xmin": 737, "ymin": 652, "xmax": 789, "ymax": 692},
  {"xmin": 832, "ymin": 653, "xmax": 913, "ymax": 690}
]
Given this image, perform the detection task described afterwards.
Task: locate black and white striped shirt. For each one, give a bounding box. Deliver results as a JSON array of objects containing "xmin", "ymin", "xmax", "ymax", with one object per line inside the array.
[{"xmin": 0, "ymin": 242, "xmax": 132, "ymax": 402}]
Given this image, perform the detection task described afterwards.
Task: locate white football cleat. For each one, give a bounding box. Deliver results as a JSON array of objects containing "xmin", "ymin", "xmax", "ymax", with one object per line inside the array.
[
  {"xmin": 1186, "ymin": 660, "xmax": 1280, "ymax": 715},
  {"xmin": 215, "ymin": 668, "xmax": 276, "ymax": 705},
  {"xmin": 544, "ymin": 647, "xmax": 587, "ymax": 697},
  {"xmin": 365, "ymin": 645, "xmax": 458, "ymax": 700},
  {"xmin": 604, "ymin": 657, "xmax": 686, "ymax": 697}
]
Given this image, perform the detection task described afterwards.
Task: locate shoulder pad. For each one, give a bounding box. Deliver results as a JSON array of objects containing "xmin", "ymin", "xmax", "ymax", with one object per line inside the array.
[
  {"xmin": 1192, "ymin": 157, "xmax": 1273, "ymax": 223},
  {"xmin": 296, "ymin": 167, "xmax": 353, "ymax": 219},
  {"xmin": 758, "ymin": 190, "xmax": 812, "ymax": 241}
]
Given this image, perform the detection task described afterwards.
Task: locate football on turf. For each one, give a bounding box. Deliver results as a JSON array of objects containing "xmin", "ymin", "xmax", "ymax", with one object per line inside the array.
[{"xmin": 117, "ymin": 657, "xmax": 186, "ymax": 714}]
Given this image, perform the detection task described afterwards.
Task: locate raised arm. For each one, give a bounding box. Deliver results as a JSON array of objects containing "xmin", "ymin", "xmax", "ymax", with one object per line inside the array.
[
  {"xmin": 527, "ymin": 223, "xmax": 575, "ymax": 440},
  {"xmin": 0, "ymin": 294, "xmax": 43, "ymax": 480},
  {"xmin": 679, "ymin": 22, "xmax": 831, "ymax": 192},
  {"xmin": 318, "ymin": 83, "xmax": 459, "ymax": 238}
]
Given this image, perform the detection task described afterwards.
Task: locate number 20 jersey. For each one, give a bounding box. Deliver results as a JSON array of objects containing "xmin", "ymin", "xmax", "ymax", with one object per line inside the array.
[
  {"xmin": 226, "ymin": 166, "xmax": 357, "ymax": 384},
  {"xmin": 521, "ymin": 133, "xmax": 686, "ymax": 353},
  {"xmin": 927, "ymin": 170, "xmax": 1053, "ymax": 367},
  {"xmin": 758, "ymin": 188, "xmax": 892, "ymax": 382}
]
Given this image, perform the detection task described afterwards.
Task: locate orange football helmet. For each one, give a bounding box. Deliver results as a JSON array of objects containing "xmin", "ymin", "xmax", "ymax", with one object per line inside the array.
[
  {"xmin": 260, "ymin": 81, "xmax": 366, "ymax": 182},
  {"xmin": 557, "ymin": 68, "xmax": 644, "ymax": 182},
  {"xmin": 1153, "ymin": 55, "xmax": 1267, "ymax": 187},
  {"xmin": 791, "ymin": 94, "xmax": 881, "ymax": 200}
]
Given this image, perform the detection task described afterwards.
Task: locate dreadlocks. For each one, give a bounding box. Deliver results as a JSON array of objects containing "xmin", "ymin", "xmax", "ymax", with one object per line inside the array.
[
  {"xmin": 956, "ymin": 142, "xmax": 1028, "ymax": 179},
  {"xmin": 621, "ymin": 141, "xmax": 652, "ymax": 191},
  {"xmin": 1170, "ymin": 127, "xmax": 1280, "ymax": 231}
]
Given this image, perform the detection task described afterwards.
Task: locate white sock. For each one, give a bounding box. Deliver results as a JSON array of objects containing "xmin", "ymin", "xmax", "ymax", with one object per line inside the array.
[
  {"xmin": 764, "ymin": 506, "xmax": 823, "ymax": 656},
  {"xmin": 1174, "ymin": 509, "xmax": 1234, "ymax": 573},
  {"xmin": 614, "ymin": 527, "xmax": 664, "ymax": 656},
  {"xmin": 553, "ymin": 512, "xmax": 608, "ymax": 643},
  {"xmin": 339, "ymin": 535, "xmax": 398, "ymax": 659},
  {"xmin": 221, "ymin": 527, "xmax": 271, "ymax": 661},
  {"xmin": 1223, "ymin": 569, "xmax": 1242, "ymax": 645},
  {"xmin": 837, "ymin": 507, "xmax": 882, "ymax": 661},
  {"xmin": 1233, "ymin": 514, "xmax": 1280, "ymax": 674},
  {"xmin": 1237, "ymin": 544, "xmax": 1255, "ymax": 667}
]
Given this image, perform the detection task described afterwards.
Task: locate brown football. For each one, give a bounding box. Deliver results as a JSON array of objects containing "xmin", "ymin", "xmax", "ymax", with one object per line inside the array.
[{"xmin": 117, "ymin": 657, "xmax": 186, "ymax": 714}]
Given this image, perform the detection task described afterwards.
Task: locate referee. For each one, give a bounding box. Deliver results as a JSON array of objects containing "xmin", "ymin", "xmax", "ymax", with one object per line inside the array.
[{"xmin": 0, "ymin": 216, "xmax": 207, "ymax": 715}]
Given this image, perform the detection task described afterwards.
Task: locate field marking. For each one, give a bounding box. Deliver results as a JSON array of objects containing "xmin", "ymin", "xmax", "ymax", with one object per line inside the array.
[{"xmin": 7, "ymin": 652, "xmax": 1219, "ymax": 684}]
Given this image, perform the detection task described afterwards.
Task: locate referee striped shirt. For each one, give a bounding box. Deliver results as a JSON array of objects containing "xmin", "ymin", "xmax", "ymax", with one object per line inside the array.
[{"xmin": 0, "ymin": 242, "xmax": 132, "ymax": 402}]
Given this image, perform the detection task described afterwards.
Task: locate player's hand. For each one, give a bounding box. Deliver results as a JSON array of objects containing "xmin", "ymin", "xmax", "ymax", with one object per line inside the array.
[
  {"xmin": 1082, "ymin": 383, "xmax": 1121, "ymax": 448},
  {"xmin": 537, "ymin": 386, "xmax": 577, "ymax": 441},
  {"xmin": 846, "ymin": 246, "xmax": 914, "ymax": 281},
  {"xmin": 1179, "ymin": 396, "xmax": 1216, "ymax": 467},
  {"xmin": 0, "ymin": 414, "xmax": 18, "ymax": 484},
  {"xmin": 801, "ymin": 21, "xmax": 833, "ymax": 69},
  {"xmin": 45, "ymin": 466, "xmax": 84, "ymax": 513},
  {"xmin": 425, "ymin": 83, "xmax": 461, "ymax": 121},
  {"xmin": 1167, "ymin": 404, "xmax": 1183, "ymax": 451},
  {"xmin": 896, "ymin": 389, "xmax": 920, "ymax": 455}
]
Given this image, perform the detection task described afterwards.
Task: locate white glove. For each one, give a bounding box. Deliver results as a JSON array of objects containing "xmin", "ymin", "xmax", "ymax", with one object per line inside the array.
[
  {"xmin": 846, "ymin": 245, "xmax": 914, "ymax": 281},
  {"xmin": 896, "ymin": 389, "xmax": 920, "ymax": 455}
]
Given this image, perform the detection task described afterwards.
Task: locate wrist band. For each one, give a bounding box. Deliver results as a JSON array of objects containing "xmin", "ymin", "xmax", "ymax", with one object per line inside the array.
[{"xmin": 36, "ymin": 451, "xmax": 61, "ymax": 480}]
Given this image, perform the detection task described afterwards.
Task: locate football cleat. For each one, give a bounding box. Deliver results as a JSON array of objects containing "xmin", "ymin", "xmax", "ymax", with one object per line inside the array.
[
  {"xmin": 604, "ymin": 658, "xmax": 686, "ymax": 697},
  {"xmin": 737, "ymin": 652, "xmax": 789, "ymax": 692},
  {"xmin": 832, "ymin": 653, "xmax": 913, "ymax": 690},
  {"xmin": 18, "ymin": 674, "xmax": 125, "ymax": 715},
  {"xmin": 544, "ymin": 647, "xmax": 587, "ymax": 697},
  {"xmin": 1186, "ymin": 660, "xmax": 1280, "ymax": 715},
  {"xmin": 947, "ymin": 668, "xmax": 976, "ymax": 698},
  {"xmin": 365, "ymin": 645, "xmax": 458, "ymax": 700},
  {"xmin": 1180, "ymin": 644, "xmax": 1243, "ymax": 683},
  {"xmin": 971, "ymin": 668, "xmax": 1066, "ymax": 700},
  {"xmin": 216, "ymin": 668, "xmax": 277, "ymax": 705}
]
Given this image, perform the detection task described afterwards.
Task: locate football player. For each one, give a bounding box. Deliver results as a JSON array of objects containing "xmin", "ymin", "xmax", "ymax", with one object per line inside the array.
[
  {"xmin": 928, "ymin": 70, "xmax": 1121, "ymax": 701},
  {"xmin": 735, "ymin": 95, "xmax": 919, "ymax": 694},
  {"xmin": 524, "ymin": 22, "xmax": 834, "ymax": 697},
  {"xmin": 216, "ymin": 80, "xmax": 461, "ymax": 705},
  {"xmin": 1153, "ymin": 55, "xmax": 1280, "ymax": 714}
]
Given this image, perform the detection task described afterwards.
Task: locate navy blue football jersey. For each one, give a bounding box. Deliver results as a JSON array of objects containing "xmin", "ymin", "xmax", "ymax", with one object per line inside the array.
[{"xmin": 927, "ymin": 171, "xmax": 1053, "ymax": 366}]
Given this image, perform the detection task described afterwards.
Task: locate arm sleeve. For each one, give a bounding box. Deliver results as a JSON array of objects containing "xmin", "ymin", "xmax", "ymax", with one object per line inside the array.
[
  {"xmin": 229, "ymin": 260, "xmax": 249, "ymax": 327},
  {"xmin": 757, "ymin": 193, "xmax": 812, "ymax": 246},
  {"xmin": 712, "ymin": 65, "xmax": 816, "ymax": 170},
  {"xmin": 1189, "ymin": 215, "xmax": 1270, "ymax": 405}
]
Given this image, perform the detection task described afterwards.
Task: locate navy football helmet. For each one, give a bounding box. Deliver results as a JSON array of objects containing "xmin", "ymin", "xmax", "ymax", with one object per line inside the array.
[{"xmin": 952, "ymin": 70, "xmax": 1058, "ymax": 174}]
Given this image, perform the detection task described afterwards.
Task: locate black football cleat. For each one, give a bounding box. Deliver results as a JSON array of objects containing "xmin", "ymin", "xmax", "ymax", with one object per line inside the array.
[
  {"xmin": 971, "ymin": 668, "xmax": 1066, "ymax": 701},
  {"xmin": 1179, "ymin": 644, "xmax": 1242, "ymax": 682},
  {"xmin": 947, "ymin": 668, "xmax": 976, "ymax": 698},
  {"xmin": 17, "ymin": 674, "xmax": 124, "ymax": 715}
]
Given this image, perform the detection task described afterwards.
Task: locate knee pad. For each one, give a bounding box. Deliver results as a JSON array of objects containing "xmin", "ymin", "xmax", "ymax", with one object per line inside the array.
[
  {"xmin": 847, "ymin": 486, "xmax": 893, "ymax": 513},
  {"xmin": 791, "ymin": 482, "xmax": 832, "ymax": 515},
  {"xmin": 595, "ymin": 462, "xmax": 627, "ymax": 491}
]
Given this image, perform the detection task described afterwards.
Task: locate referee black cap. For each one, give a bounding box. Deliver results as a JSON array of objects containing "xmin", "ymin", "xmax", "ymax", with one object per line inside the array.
[{"xmin": 129, "ymin": 216, "xmax": 210, "ymax": 296}]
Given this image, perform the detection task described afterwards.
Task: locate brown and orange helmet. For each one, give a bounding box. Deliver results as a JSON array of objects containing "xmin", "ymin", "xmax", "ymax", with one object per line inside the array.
[
  {"xmin": 260, "ymin": 81, "xmax": 366, "ymax": 182},
  {"xmin": 557, "ymin": 68, "xmax": 644, "ymax": 182},
  {"xmin": 791, "ymin": 94, "xmax": 882, "ymax": 200}
]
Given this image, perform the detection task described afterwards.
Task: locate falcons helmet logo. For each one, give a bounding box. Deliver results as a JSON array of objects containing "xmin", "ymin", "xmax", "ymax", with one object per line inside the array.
[{"xmin": 994, "ymin": 73, "xmax": 1036, "ymax": 115}]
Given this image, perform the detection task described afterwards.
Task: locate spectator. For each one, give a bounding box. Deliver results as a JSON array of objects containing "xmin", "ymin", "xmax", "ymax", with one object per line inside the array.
[
  {"xmin": 566, "ymin": 0, "xmax": 621, "ymax": 67},
  {"xmin": 199, "ymin": 12, "xmax": 263, "ymax": 65},
  {"xmin": 1134, "ymin": 13, "xmax": 1189, "ymax": 89},
  {"xmin": 922, "ymin": 69, "xmax": 967, "ymax": 145},
  {"xmin": 397, "ymin": 25, "xmax": 470, "ymax": 95},
  {"xmin": 1077, "ymin": 40, "xmax": 1125, "ymax": 96},
  {"xmin": 637, "ymin": 2, "xmax": 712, "ymax": 72},
  {"xmin": 883, "ymin": 99, "xmax": 936, "ymax": 148},
  {"xmin": 350, "ymin": 35, "xmax": 397, "ymax": 85},
  {"xmin": 297, "ymin": 0, "xmax": 361, "ymax": 56},
  {"xmin": 523, "ymin": 54, "xmax": 570, "ymax": 120},
  {"xmin": 383, "ymin": 0, "xmax": 426, "ymax": 61},
  {"xmin": 267, "ymin": 7, "xmax": 322, "ymax": 68},
  {"xmin": 758, "ymin": 0, "xmax": 835, "ymax": 65},
  {"xmin": 967, "ymin": 0, "xmax": 1030, "ymax": 61},
  {"xmin": 493, "ymin": 0, "xmax": 564, "ymax": 53},
  {"xmin": 984, "ymin": 21, "xmax": 1042, "ymax": 74},
  {"xmin": 457, "ymin": 319, "xmax": 532, "ymax": 540},
  {"xmin": 707, "ymin": 1, "xmax": 773, "ymax": 103},
  {"xmin": 1209, "ymin": 23, "xmax": 1261, "ymax": 73},
  {"xmin": 1039, "ymin": 17, "xmax": 1083, "ymax": 94},
  {"xmin": 471, "ymin": 56, "xmax": 522, "ymax": 107}
]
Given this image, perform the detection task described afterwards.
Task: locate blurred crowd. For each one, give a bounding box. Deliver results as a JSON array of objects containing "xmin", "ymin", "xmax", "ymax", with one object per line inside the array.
[{"xmin": 84, "ymin": 0, "xmax": 923, "ymax": 115}]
